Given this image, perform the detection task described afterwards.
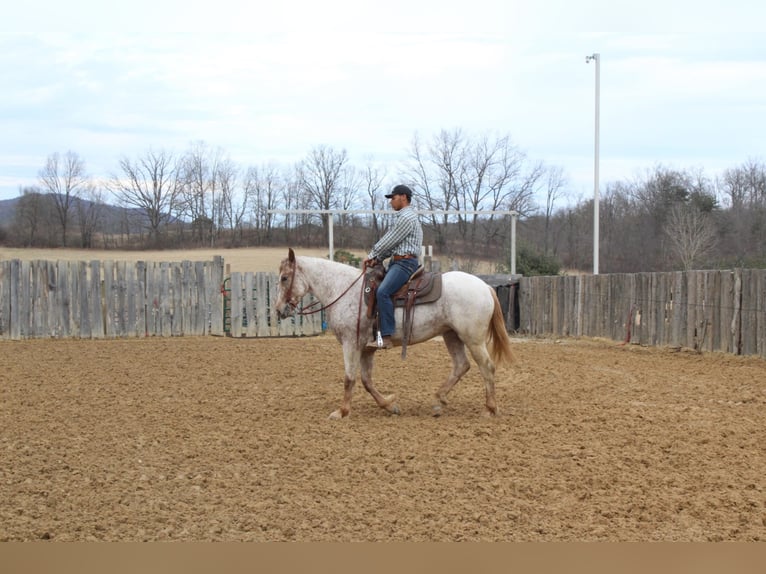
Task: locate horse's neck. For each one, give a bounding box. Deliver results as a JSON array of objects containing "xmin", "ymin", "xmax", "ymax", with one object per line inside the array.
[{"xmin": 297, "ymin": 257, "xmax": 358, "ymax": 302}]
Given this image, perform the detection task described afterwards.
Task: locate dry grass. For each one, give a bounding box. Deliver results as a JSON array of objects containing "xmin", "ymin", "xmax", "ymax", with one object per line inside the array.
[
  {"xmin": 0, "ymin": 246, "xmax": 500, "ymax": 274},
  {"xmin": 0, "ymin": 247, "xmax": 354, "ymax": 273}
]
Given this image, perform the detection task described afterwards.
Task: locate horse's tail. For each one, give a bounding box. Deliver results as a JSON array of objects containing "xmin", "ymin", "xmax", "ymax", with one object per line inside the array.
[{"xmin": 487, "ymin": 286, "xmax": 514, "ymax": 367}]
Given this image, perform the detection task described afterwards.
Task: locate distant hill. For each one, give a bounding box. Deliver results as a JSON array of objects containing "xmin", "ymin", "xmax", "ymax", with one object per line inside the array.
[
  {"xmin": 0, "ymin": 197, "xmax": 20, "ymax": 228},
  {"xmin": 0, "ymin": 195, "xmax": 166, "ymax": 234}
]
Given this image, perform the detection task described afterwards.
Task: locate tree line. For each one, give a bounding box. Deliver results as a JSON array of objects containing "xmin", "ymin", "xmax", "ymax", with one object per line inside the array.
[
  {"xmin": 2, "ymin": 129, "xmax": 765, "ymax": 274},
  {"xmin": 535, "ymin": 159, "xmax": 766, "ymax": 273}
]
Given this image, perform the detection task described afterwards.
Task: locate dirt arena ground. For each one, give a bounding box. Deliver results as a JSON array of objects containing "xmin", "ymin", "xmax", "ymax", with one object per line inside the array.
[{"xmin": 1, "ymin": 333, "xmax": 764, "ymax": 542}]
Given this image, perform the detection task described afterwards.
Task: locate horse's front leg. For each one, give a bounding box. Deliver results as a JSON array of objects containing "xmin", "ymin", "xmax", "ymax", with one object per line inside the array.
[
  {"xmin": 328, "ymin": 373, "xmax": 355, "ymax": 420},
  {"xmin": 329, "ymin": 342, "xmax": 399, "ymax": 419},
  {"xmin": 360, "ymin": 349, "xmax": 400, "ymax": 415},
  {"xmin": 328, "ymin": 345, "xmax": 360, "ymax": 419}
]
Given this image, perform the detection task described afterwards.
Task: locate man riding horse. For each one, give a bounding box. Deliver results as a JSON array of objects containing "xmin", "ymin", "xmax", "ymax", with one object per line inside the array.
[{"xmin": 363, "ymin": 184, "xmax": 423, "ymax": 350}]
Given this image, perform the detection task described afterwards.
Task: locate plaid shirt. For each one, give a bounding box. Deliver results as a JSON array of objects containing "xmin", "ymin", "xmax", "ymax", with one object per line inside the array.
[{"xmin": 368, "ymin": 206, "xmax": 423, "ymax": 260}]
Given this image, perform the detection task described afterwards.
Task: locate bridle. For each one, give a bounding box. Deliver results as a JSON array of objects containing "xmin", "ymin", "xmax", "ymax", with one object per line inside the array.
[{"xmin": 280, "ymin": 259, "xmax": 367, "ymax": 316}]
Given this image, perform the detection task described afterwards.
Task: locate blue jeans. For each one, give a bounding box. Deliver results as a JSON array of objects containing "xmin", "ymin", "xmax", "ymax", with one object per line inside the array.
[{"xmin": 376, "ymin": 258, "xmax": 419, "ymax": 337}]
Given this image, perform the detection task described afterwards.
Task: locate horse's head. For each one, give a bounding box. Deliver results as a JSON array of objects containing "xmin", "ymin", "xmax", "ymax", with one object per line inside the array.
[{"xmin": 275, "ymin": 248, "xmax": 308, "ymax": 318}]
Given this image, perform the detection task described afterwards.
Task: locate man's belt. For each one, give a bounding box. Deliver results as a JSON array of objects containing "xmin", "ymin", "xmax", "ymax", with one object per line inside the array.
[{"xmin": 392, "ymin": 254, "xmax": 418, "ymax": 261}]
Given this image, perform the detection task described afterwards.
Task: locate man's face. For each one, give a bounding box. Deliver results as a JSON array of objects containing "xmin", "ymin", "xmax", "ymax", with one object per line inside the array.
[{"xmin": 389, "ymin": 193, "xmax": 407, "ymax": 210}]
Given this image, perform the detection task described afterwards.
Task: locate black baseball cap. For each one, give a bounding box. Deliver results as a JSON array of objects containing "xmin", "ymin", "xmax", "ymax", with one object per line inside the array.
[{"xmin": 385, "ymin": 184, "xmax": 413, "ymax": 199}]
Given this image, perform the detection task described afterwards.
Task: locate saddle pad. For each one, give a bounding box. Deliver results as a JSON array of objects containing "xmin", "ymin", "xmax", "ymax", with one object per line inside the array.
[{"xmin": 393, "ymin": 272, "xmax": 442, "ymax": 306}]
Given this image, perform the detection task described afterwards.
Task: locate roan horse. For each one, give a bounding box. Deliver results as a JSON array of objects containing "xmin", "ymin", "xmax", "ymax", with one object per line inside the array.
[{"xmin": 275, "ymin": 248, "xmax": 514, "ymax": 419}]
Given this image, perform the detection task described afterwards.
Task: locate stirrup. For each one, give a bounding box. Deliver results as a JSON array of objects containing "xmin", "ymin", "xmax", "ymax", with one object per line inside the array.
[{"xmin": 366, "ymin": 336, "xmax": 392, "ymax": 350}]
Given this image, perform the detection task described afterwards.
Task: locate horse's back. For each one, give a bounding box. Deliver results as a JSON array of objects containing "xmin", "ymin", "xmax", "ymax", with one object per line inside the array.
[
  {"xmin": 439, "ymin": 271, "xmax": 496, "ymax": 319},
  {"xmin": 442, "ymin": 271, "xmax": 494, "ymax": 299}
]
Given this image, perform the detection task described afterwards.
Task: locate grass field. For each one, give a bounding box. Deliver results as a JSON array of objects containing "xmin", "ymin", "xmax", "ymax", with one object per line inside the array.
[
  {"xmin": 0, "ymin": 246, "xmax": 499, "ymax": 274},
  {"xmin": 0, "ymin": 246, "xmax": 358, "ymax": 273}
]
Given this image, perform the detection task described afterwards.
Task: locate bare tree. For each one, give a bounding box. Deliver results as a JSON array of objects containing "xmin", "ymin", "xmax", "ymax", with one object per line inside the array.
[
  {"xmin": 177, "ymin": 141, "xmax": 228, "ymax": 245},
  {"xmin": 244, "ymin": 163, "xmax": 283, "ymax": 244},
  {"xmin": 431, "ymin": 128, "xmax": 464, "ymax": 212},
  {"xmin": 215, "ymin": 156, "xmax": 244, "ymax": 246},
  {"xmin": 110, "ymin": 149, "xmax": 180, "ymax": 245},
  {"xmin": 361, "ymin": 159, "xmax": 387, "ymax": 243},
  {"xmin": 403, "ymin": 128, "xmax": 544, "ymax": 257},
  {"xmin": 283, "ymin": 168, "xmax": 315, "ymax": 246},
  {"xmin": 627, "ymin": 165, "xmax": 694, "ymax": 269},
  {"xmin": 665, "ymin": 203, "xmax": 717, "ymax": 271},
  {"xmin": 38, "ymin": 151, "xmax": 88, "ymax": 246},
  {"xmin": 461, "ymin": 133, "xmax": 542, "ymax": 252},
  {"xmin": 719, "ymin": 158, "xmax": 766, "ymax": 210},
  {"xmin": 403, "ymin": 132, "xmax": 447, "ymax": 248},
  {"xmin": 337, "ymin": 166, "xmax": 362, "ymax": 211},
  {"xmin": 76, "ymin": 185, "xmax": 105, "ymax": 248},
  {"xmin": 296, "ymin": 145, "xmax": 350, "ymax": 238},
  {"xmin": 10, "ymin": 186, "xmax": 56, "ymax": 246},
  {"xmin": 541, "ymin": 165, "xmax": 567, "ymax": 256},
  {"xmin": 556, "ymin": 200, "xmax": 593, "ymax": 272},
  {"xmin": 335, "ymin": 165, "xmax": 364, "ymax": 247}
]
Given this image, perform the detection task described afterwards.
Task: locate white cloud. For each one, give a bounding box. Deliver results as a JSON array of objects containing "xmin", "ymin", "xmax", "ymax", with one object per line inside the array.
[{"xmin": 0, "ymin": 0, "xmax": 764, "ymax": 201}]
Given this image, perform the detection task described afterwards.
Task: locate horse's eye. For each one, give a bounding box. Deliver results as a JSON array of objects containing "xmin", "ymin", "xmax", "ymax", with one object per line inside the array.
[{"xmin": 280, "ymin": 275, "xmax": 288, "ymax": 282}]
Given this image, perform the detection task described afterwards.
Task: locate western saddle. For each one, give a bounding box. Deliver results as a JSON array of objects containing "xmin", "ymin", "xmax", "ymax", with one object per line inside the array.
[{"xmin": 363, "ymin": 262, "xmax": 442, "ymax": 358}]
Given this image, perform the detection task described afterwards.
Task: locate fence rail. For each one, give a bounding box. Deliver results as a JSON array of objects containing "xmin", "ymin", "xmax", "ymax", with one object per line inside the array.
[{"xmin": 518, "ymin": 269, "xmax": 766, "ymax": 358}]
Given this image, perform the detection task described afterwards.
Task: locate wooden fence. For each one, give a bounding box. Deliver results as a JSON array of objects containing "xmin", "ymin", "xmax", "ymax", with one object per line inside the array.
[
  {"xmin": 0, "ymin": 258, "xmax": 325, "ymax": 340},
  {"xmin": 0, "ymin": 258, "xmax": 226, "ymax": 339},
  {"xmin": 3, "ymin": 257, "xmax": 765, "ymax": 359},
  {"xmin": 222, "ymin": 271, "xmax": 324, "ymax": 337},
  {"xmin": 518, "ymin": 269, "xmax": 766, "ymax": 358}
]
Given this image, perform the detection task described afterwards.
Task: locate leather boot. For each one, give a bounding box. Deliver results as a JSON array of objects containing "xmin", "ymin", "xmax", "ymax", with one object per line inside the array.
[{"xmin": 366, "ymin": 336, "xmax": 393, "ymax": 350}]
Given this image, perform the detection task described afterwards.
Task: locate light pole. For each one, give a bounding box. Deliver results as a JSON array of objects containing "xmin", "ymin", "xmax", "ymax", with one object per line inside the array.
[{"xmin": 586, "ymin": 52, "xmax": 600, "ymax": 275}]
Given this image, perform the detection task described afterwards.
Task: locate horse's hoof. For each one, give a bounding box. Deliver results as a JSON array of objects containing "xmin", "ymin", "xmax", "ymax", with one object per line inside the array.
[
  {"xmin": 432, "ymin": 404, "xmax": 443, "ymax": 417},
  {"xmin": 382, "ymin": 394, "xmax": 399, "ymax": 415},
  {"xmin": 328, "ymin": 410, "xmax": 344, "ymax": 420}
]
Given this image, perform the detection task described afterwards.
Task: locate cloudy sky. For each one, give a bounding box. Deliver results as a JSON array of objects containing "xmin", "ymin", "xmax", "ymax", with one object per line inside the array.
[{"xmin": 1, "ymin": 0, "xmax": 764, "ymax": 203}]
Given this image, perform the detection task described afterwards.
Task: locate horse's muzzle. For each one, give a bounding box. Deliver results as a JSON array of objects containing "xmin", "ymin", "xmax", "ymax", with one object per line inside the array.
[{"xmin": 277, "ymin": 303, "xmax": 294, "ymax": 319}]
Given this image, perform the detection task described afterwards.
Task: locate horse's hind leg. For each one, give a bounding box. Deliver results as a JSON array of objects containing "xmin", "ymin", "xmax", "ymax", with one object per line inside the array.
[
  {"xmin": 360, "ymin": 350, "xmax": 400, "ymax": 415},
  {"xmin": 432, "ymin": 330, "xmax": 471, "ymax": 417},
  {"xmin": 465, "ymin": 342, "xmax": 498, "ymax": 417}
]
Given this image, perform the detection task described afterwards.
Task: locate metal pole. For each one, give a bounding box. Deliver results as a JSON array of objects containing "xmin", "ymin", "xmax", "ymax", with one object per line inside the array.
[
  {"xmin": 510, "ymin": 213, "xmax": 517, "ymax": 276},
  {"xmin": 328, "ymin": 213, "xmax": 334, "ymax": 261},
  {"xmin": 594, "ymin": 53, "xmax": 600, "ymax": 275},
  {"xmin": 586, "ymin": 52, "xmax": 601, "ymax": 275}
]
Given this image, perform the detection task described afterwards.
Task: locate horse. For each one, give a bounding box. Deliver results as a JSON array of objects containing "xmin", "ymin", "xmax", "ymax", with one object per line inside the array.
[{"xmin": 275, "ymin": 248, "xmax": 514, "ymax": 419}]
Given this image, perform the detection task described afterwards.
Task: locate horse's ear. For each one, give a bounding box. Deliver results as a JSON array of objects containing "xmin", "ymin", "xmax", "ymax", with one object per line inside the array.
[{"xmin": 288, "ymin": 248, "xmax": 295, "ymax": 263}]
